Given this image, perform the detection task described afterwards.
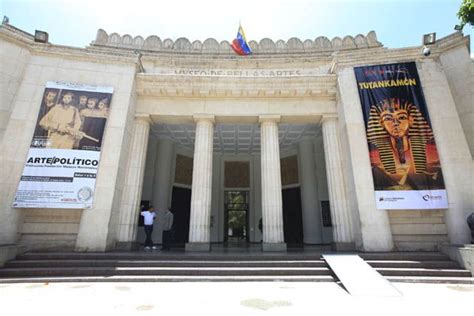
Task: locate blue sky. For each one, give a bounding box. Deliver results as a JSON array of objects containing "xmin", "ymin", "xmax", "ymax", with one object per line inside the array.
[{"xmin": 1, "ymin": 0, "xmax": 471, "ymax": 51}]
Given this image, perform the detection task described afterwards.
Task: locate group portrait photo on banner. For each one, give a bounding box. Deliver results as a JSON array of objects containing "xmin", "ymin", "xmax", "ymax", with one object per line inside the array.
[
  {"xmin": 12, "ymin": 82, "xmax": 114, "ymax": 209},
  {"xmin": 354, "ymin": 62, "xmax": 448, "ymax": 210}
]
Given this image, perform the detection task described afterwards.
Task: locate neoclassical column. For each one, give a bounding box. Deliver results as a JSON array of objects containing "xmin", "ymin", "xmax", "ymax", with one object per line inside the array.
[
  {"xmin": 186, "ymin": 115, "xmax": 215, "ymax": 251},
  {"xmin": 152, "ymin": 138, "xmax": 174, "ymax": 211},
  {"xmin": 150, "ymin": 138, "xmax": 174, "ymax": 244},
  {"xmin": 321, "ymin": 115, "xmax": 355, "ymax": 250},
  {"xmin": 116, "ymin": 114, "xmax": 151, "ymax": 250},
  {"xmin": 298, "ymin": 139, "xmax": 324, "ymax": 244},
  {"xmin": 259, "ymin": 115, "xmax": 286, "ymax": 251}
]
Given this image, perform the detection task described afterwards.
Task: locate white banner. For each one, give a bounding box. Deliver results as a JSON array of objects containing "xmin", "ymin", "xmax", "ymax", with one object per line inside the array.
[
  {"xmin": 375, "ymin": 190, "xmax": 448, "ymax": 210},
  {"xmin": 13, "ymin": 149, "xmax": 99, "ymax": 209},
  {"xmin": 13, "ymin": 82, "xmax": 113, "ymax": 209}
]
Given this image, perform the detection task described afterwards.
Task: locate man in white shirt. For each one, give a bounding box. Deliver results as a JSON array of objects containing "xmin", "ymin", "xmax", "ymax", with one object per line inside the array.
[
  {"xmin": 140, "ymin": 206, "xmax": 157, "ymax": 250},
  {"xmin": 161, "ymin": 209, "xmax": 174, "ymax": 251}
]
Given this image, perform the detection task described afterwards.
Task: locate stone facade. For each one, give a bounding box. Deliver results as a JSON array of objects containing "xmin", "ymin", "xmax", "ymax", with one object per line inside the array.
[{"xmin": 0, "ymin": 21, "xmax": 472, "ymax": 255}]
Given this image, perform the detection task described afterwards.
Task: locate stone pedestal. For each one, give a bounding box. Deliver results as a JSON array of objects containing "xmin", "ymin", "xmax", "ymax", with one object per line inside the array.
[
  {"xmin": 322, "ymin": 116, "xmax": 354, "ymax": 250},
  {"xmin": 186, "ymin": 115, "xmax": 214, "ymax": 251},
  {"xmin": 298, "ymin": 139, "xmax": 323, "ymax": 244},
  {"xmin": 116, "ymin": 115, "xmax": 151, "ymax": 250},
  {"xmin": 259, "ymin": 115, "xmax": 286, "ymax": 252}
]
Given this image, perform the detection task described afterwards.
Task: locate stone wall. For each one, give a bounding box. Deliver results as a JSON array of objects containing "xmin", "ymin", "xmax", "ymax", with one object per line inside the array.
[
  {"xmin": 20, "ymin": 209, "xmax": 82, "ymax": 251},
  {"xmin": 439, "ymin": 41, "xmax": 474, "ymax": 158},
  {"xmin": 0, "ymin": 23, "xmax": 140, "ymax": 251},
  {"xmin": 0, "ymin": 38, "xmax": 31, "ymax": 144},
  {"xmin": 388, "ymin": 210, "xmax": 448, "ymax": 251}
]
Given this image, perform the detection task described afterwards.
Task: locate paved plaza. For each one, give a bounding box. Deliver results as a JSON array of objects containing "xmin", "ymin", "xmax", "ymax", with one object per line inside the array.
[{"xmin": 1, "ymin": 281, "xmax": 473, "ymax": 316}]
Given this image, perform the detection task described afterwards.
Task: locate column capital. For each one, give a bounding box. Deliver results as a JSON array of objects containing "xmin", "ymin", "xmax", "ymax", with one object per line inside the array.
[
  {"xmin": 321, "ymin": 114, "xmax": 338, "ymax": 124},
  {"xmin": 193, "ymin": 114, "xmax": 215, "ymax": 124},
  {"xmin": 134, "ymin": 113, "xmax": 152, "ymax": 124},
  {"xmin": 259, "ymin": 115, "xmax": 281, "ymax": 124}
]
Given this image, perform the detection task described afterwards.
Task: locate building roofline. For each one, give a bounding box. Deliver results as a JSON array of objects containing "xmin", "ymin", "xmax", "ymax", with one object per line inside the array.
[{"xmin": 90, "ymin": 29, "xmax": 383, "ymax": 55}]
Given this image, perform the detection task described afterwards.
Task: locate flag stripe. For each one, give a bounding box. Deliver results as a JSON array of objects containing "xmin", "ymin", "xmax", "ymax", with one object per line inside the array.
[{"xmin": 230, "ymin": 25, "xmax": 252, "ymax": 56}]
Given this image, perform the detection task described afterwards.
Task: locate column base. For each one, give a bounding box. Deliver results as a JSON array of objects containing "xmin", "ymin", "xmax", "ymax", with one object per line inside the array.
[
  {"xmin": 332, "ymin": 242, "xmax": 356, "ymax": 252},
  {"xmin": 262, "ymin": 243, "xmax": 287, "ymax": 252},
  {"xmin": 185, "ymin": 242, "xmax": 210, "ymax": 252},
  {"xmin": 115, "ymin": 241, "xmax": 140, "ymax": 251}
]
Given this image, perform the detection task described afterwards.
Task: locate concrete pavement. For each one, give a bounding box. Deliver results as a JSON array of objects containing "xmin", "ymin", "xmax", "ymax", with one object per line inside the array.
[{"xmin": 0, "ymin": 281, "xmax": 473, "ymax": 316}]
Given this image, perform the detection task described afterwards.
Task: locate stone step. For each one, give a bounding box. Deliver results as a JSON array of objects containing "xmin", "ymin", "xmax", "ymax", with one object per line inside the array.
[
  {"xmin": 4, "ymin": 251, "xmax": 472, "ymax": 284},
  {"xmin": 0, "ymin": 266, "xmax": 332, "ymax": 278},
  {"xmin": 0, "ymin": 275, "xmax": 336, "ymax": 283},
  {"xmin": 358, "ymin": 252, "xmax": 450, "ymax": 261},
  {"xmin": 17, "ymin": 251, "xmax": 452, "ymax": 262},
  {"xmin": 366, "ymin": 260, "xmax": 460, "ymax": 269},
  {"xmin": 16, "ymin": 252, "xmax": 324, "ymax": 261},
  {"xmin": 387, "ymin": 276, "xmax": 474, "ymax": 284},
  {"xmin": 376, "ymin": 268, "xmax": 472, "ymax": 277},
  {"xmin": 5, "ymin": 259, "xmax": 327, "ymax": 268}
]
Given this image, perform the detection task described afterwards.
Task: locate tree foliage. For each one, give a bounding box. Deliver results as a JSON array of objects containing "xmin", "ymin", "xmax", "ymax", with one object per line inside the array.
[{"xmin": 457, "ymin": 0, "xmax": 474, "ymax": 29}]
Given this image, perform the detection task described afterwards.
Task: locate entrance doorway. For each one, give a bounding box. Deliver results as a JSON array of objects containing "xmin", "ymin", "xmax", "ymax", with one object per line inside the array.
[
  {"xmin": 282, "ymin": 187, "xmax": 304, "ymax": 245},
  {"xmin": 170, "ymin": 186, "xmax": 191, "ymax": 247},
  {"xmin": 224, "ymin": 191, "xmax": 249, "ymax": 244}
]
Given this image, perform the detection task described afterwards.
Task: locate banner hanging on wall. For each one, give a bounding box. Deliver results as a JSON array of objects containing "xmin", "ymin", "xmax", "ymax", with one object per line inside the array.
[
  {"xmin": 12, "ymin": 81, "xmax": 113, "ymax": 209},
  {"xmin": 354, "ymin": 62, "xmax": 448, "ymax": 210}
]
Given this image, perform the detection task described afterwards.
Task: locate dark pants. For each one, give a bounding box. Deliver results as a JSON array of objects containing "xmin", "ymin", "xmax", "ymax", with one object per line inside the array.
[
  {"xmin": 144, "ymin": 225, "xmax": 154, "ymax": 248},
  {"xmin": 162, "ymin": 230, "xmax": 173, "ymax": 250}
]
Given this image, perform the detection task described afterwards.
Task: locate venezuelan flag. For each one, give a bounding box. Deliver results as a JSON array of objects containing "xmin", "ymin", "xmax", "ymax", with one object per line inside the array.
[{"xmin": 230, "ymin": 25, "xmax": 252, "ymax": 56}]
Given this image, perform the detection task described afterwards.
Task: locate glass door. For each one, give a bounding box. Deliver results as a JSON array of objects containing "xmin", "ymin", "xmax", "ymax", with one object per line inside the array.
[{"xmin": 224, "ymin": 191, "xmax": 249, "ymax": 243}]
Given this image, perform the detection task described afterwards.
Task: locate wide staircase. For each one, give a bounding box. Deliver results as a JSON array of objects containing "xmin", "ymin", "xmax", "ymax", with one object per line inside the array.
[{"xmin": 0, "ymin": 251, "xmax": 472, "ymax": 284}]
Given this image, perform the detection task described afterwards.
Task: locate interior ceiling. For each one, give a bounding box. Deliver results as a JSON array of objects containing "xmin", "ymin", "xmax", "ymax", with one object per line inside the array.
[{"xmin": 151, "ymin": 123, "xmax": 321, "ymax": 154}]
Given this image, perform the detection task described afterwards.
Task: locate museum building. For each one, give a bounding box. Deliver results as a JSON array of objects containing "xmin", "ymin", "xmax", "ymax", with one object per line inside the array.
[{"xmin": 0, "ymin": 21, "xmax": 472, "ymax": 257}]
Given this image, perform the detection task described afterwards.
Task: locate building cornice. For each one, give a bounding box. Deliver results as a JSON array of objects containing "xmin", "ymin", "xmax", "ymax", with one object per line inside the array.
[
  {"xmin": 330, "ymin": 32, "xmax": 470, "ymax": 72},
  {"xmin": 0, "ymin": 23, "xmax": 140, "ymax": 67}
]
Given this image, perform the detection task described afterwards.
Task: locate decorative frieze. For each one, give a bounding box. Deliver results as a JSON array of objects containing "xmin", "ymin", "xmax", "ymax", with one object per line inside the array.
[{"xmin": 92, "ymin": 29, "xmax": 382, "ymax": 54}]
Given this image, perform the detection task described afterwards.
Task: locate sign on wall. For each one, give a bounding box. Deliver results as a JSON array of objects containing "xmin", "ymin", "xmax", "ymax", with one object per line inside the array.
[
  {"xmin": 12, "ymin": 82, "xmax": 113, "ymax": 209},
  {"xmin": 354, "ymin": 62, "xmax": 448, "ymax": 210}
]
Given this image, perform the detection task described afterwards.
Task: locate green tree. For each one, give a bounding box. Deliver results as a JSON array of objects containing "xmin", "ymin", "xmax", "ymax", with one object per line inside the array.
[{"xmin": 456, "ymin": 0, "xmax": 474, "ymax": 29}]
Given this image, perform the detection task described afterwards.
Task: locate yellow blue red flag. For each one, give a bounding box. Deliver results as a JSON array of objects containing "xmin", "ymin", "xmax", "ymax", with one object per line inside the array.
[{"xmin": 230, "ymin": 25, "xmax": 252, "ymax": 56}]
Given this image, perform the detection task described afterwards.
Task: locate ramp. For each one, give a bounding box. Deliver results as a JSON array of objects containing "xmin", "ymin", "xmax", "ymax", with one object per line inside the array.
[{"xmin": 323, "ymin": 254, "xmax": 402, "ymax": 297}]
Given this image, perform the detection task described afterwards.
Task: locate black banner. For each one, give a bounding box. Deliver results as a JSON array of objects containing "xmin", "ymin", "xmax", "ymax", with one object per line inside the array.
[{"xmin": 354, "ymin": 62, "xmax": 447, "ymax": 209}]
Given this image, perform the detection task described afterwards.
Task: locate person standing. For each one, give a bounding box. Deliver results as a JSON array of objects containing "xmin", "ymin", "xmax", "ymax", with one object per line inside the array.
[
  {"xmin": 39, "ymin": 92, "xmax": 82, "ymax": 149},
  {"xmin": 77, "ymin": 98, "xmax": 106, "ymax": 151},
  {"xmin": 161, "ymin": 208, "xmax": 174, "ymax": 250},
  {"xmin": 33, "ymin": 89, "xmax": 59, "ymax": 142},
  {"xmin": 141, "ymin": 206, "xmax": 157, "ymax": 250}
]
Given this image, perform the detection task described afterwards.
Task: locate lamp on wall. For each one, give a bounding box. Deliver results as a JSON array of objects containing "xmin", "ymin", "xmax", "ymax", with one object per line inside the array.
[
  {"xmin": 422, "ymin": 33, "xmax": 436, "ymax": 45},
  {"xmin": 34, "ymin": 30, "xmax": 49, "ymax": 43},
  {"xmin": 421, "ymin": 33, "xmax": 436, "ymax": 57}
]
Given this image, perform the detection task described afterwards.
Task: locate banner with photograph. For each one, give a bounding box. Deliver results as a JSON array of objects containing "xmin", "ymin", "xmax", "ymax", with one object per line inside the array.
[
  {"xmin": 354, "ymin": 62, "xmax": 448, "ymax": 209},
  {"xmin": 12, "ymin": 81, "xmax": 113, "ymax": 209}
]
